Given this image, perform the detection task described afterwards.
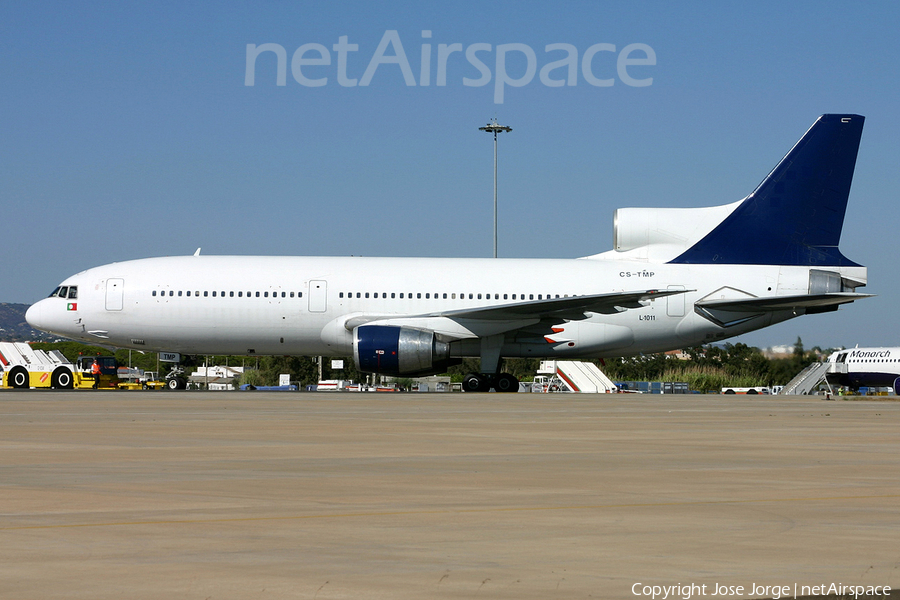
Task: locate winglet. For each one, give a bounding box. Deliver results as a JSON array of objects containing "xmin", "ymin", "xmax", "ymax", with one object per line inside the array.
[{"xmin": 670, "ymin": 114, "xmax": 864, "ymax": 266}]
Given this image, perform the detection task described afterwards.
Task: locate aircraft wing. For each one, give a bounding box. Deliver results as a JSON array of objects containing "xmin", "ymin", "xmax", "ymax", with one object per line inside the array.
[
  {"xmin": 343, "ymin": 288, "xmax": 689, "ymax": 336},
  {"xmin": 435, "ymin": 288, "xmax": 688, "ymax": 321},
  {"xmin": 695, "ymin": 292, "xmax": 874, "ymax": 312}
]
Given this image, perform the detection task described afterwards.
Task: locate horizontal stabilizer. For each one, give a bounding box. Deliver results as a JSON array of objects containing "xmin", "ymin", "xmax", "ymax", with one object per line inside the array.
[
  {"xmin": 696, "ymin": 292, "xmax": 873, "ymax": 312},
  {"xmin": 694, "ymin": 291, "xmax": 873, "ymax": 328}
]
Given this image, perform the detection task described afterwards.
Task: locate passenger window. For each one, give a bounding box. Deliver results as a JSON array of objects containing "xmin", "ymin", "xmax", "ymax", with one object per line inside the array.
[
  {"xmin": 178, "ymin": 291, "xmax": 183, "ymax": 297},
  {"xmin": 152, "ymin": 290, "xmax": 157, "ymax": 297},
  {"xmin": 205, "ymin": 291, "xmax": 209, "ymax": 297}
]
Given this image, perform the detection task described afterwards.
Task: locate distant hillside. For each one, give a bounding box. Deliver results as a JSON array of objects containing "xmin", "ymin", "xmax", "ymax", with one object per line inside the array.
[{"xmin": 0, "ymin": 303, "xmax": 53, "ymax": 341}]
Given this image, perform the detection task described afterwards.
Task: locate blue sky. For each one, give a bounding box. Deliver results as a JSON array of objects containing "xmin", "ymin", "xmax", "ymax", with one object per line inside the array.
[{"xmin": 2, "ymin": 1, "xmax": 898, "ymax": 350}]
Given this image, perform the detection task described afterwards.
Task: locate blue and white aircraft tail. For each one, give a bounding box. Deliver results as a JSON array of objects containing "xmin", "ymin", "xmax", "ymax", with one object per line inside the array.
[
  {"xmin": 672, "ymin": 113, "xmax": 864, "ymax": 267},
  {"xmin": 26, "ymin": 114, "xmax": 872, "ymax": 391}
]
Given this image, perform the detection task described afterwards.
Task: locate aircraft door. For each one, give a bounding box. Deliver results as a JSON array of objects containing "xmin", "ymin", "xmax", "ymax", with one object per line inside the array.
[
  {"xmin": 666, "ymin": 285, "xmax": 686, "ymax": 317},
  {"xmin": 105, "ymin": 278, "xmax": 124, "ymax": 311},
  {"xmin": 309, "ymin": 280, "xmax": 327, "ymax": 313}
]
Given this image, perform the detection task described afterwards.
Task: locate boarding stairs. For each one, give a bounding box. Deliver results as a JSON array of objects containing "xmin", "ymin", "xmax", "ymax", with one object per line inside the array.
[
  {"xmin": 0, "ymin": 342, "xmax": 68, "ymax": 372},
  {"xmin": 535, "ymin": 360, "xmax": 618, "ymax": 393},
  {"xmin": 779, "ymin": 361, "xmax": 831, "ymax": 395}
]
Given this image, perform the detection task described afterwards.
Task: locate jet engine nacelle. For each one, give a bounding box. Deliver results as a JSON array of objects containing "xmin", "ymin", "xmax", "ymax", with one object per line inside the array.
[
  {"xmin": 353, "ymin": 325, "xmax": 457, "ymax": 376},
  {"xmin": 614, "ymin": 203, "xmax": 739, "ymax": 254}
]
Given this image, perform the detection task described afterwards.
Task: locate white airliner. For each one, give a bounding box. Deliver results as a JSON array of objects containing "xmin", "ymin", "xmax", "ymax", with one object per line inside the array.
[
  {"xmin": 825, "ymin": 347, "xmax": 900, "ymax": 391},
  {"xmin": 26, "ymin": 114, "xmax": 871, "ymax": 392}
]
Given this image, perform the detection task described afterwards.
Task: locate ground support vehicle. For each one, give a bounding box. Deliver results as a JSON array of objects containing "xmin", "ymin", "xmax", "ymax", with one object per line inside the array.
[{"xmin": 0, "ymin": 342, "xmax": 118, "ymax": 389}]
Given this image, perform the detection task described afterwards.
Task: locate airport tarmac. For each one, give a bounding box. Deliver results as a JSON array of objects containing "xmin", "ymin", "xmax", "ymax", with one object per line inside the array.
[{"xmin": 0, "ymin": 391, "xmax": 898, "ymax": 600}]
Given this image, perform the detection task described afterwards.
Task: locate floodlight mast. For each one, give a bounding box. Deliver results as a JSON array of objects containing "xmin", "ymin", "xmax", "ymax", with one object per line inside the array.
[{"xmin": 479, "ymin": 119, "xmax": 512, "ymax": 258}]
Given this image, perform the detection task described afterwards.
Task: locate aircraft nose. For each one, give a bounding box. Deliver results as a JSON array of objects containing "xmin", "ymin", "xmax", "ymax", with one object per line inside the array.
[
  {"xmin": 25, "ymin": 301, "xmax": 43, "ymax": 330},
  {"xmin": 25, "ymin": 299, "xmax": 65, "ymax": 335}
]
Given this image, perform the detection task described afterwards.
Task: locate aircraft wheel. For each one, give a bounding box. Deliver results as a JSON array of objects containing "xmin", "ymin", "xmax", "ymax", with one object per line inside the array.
[
  {"xmin": 167, "ymin": 378, "xmax": 181, "ymax": 390},
  {"xmin": 462, "ymin": 373, "xmax": 492, "ymax": 393},
  {"xmin": 51, "ymin": 367, "xmax": 74, "ymax": 389},
  {"xmin": 9, "ymin": 367, "xmax": 29, "ymax": 389},
  {"xmin": 494, "ymin": 373, "xmax": 519, "ymax": 393}
]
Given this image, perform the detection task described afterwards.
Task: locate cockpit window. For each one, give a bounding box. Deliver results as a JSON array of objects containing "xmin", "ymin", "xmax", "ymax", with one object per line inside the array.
[{"xmin": 48, "ymin": 285, "xmax": 78, "ymax": 299}]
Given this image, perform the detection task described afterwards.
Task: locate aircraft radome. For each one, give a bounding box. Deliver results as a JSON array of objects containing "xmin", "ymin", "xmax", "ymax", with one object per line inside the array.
[{"xmin": 26, "ymin": 114, "xmax": 872, "ymax": 392}]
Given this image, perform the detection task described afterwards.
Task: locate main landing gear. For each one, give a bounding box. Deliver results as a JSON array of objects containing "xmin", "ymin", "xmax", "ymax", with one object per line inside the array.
[
  {"xmin": 462, "ymin": 334, "xmax": 519, "ymax": 392},
  {"xmin": 462, "ymin": 372, "xmax": 519, "ymax": 393}
]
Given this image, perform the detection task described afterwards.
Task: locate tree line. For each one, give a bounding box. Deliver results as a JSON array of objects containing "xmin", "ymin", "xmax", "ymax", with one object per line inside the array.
[{"xmin": 30, "ymin": 338, "xmax": 827, "ymax": 391}]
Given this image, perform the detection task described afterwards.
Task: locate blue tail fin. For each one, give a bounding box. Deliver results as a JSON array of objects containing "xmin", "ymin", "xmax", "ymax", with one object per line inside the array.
[{"xmin": 670, "ymin": 114, "xmax": 864, "ymax": 266}]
